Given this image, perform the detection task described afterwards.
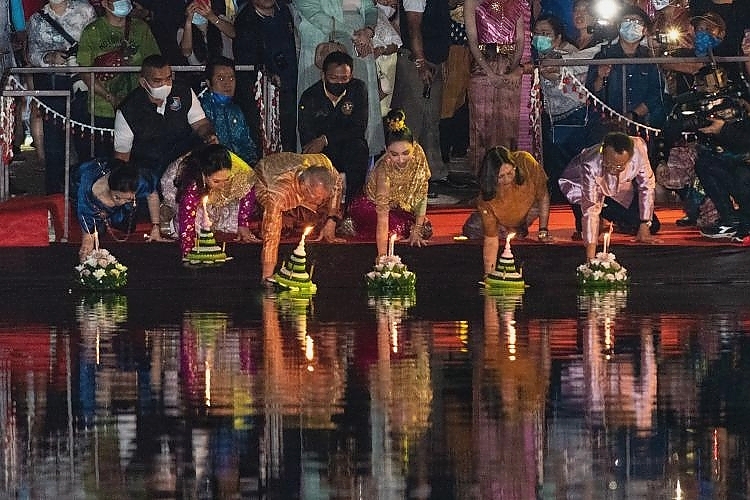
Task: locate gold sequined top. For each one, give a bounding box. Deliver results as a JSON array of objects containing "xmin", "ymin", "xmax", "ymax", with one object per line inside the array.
[
  {"xmin": 365, "ymin": 143, "xmax": 430, "ymax": 215},
  {"xmin": 208, "ymin": 153, "xmax": 256, "ymax": 208}
]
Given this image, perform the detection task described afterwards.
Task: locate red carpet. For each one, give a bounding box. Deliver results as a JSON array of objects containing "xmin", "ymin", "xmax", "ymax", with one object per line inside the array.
[{"xmin": 0, "ymin": 196, "xmax": 741, "ymax": 248}]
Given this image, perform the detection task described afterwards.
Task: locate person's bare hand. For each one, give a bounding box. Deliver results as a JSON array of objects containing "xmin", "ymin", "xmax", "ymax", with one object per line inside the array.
[
  {"xmin": 236, "ymin": 226, "xmax": 260, "ymax": 242},
  {"xmin": 78, "ymin": 238, "xmax": 94, "ymax": 262},
  {"xmin": 302, "ymin": 136, "xmax": 326, "ymax": 154},
  {"xmin": 698, "ymin": 118, "xmax": 725, "ymax": 135},
  {"xmin": 598, "ymin": 64, "xmax": 611, "ymax": 79},
  {"xmin": 313, "ymin": 226, "xmax": 345, "ymax": 243},
  {"xmin": 538, "ymin": 232, "xmax": 555, "ymax": 244},
  {"xmin": 146, "ymin": 225, "xmax": 169, "ymax": 242},
  {"xmin": 408, "ymin": 232, "xmax": 427, "ymax": 247}
]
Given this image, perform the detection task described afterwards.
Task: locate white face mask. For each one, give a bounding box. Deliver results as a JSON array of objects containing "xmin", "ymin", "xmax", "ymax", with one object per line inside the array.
[
  {"xmin": 651, "ymin": 0, "xmax": 671, "ymax": 10},
  {"xmin": 377, "ymin": 3, "xmax": 396, "ymax": 18},
  {"xmin": 144, "ymin": 81, "xmax": 172, "ymax": 102},
  {"xmin": 49, "ymin": 0, "xmax": 66, "ymax": 5}
]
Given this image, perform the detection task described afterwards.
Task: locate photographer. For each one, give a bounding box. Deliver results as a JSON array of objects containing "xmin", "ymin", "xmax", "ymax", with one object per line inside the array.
[
  {"xmin": 27, "ymin": 0, "xmax": 96, "ymax": 194},
  {"xmin": 694, "ymin": 117, "xmax": 750, "ymax": 241}
]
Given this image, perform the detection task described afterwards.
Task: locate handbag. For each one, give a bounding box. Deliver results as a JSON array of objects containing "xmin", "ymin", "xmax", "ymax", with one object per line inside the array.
[
  {"xmin": 93, "ymin": 17, "xmax": 135, "ymax": 81},
  {"xmin": 314, "ymin": 17, "xmax": 347, "ymax": 69},
  {"xmin": 655, "ymin": 143, "xmax": 697, "ymax": 190},
  {"xmin": 38, "ymin": 10, "xmax": 78, "ymax": 58}
]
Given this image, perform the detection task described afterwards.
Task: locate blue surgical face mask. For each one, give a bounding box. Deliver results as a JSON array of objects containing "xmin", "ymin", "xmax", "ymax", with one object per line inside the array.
[
  {"xmin": 192, "ymin": 12, "xmax": 208, "ymax": 26},
  {"xmin": 111, "ymin": 0, "xmax": 132, "ymax": 17},
  {"xmin": 694, "ymin": 30, "xmax": 722, "ymax": 56},
  {"xmin": 532, "ymin": 34, "xmax": 554, "ymax": 53},
  {"xmin": 619, "ymin": 20, "xmax": 645, "ymax": 43},
  {"xmin": 212, "ymin": 91, "xmax": 232, "ymax": 105}
]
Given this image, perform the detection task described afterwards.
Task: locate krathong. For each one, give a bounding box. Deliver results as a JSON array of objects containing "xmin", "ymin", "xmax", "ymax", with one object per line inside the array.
[{"xmin": 75, "ymin": 248, "xmax": 128, "ymax": 290}]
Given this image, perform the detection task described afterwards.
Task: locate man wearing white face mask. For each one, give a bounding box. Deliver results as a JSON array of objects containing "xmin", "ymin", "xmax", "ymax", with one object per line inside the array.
[
  {"xmin": 76, "ymin": 0, "xmax": 160, "ymax": 162},
  {"xmin": 114, "ymin": 54, "xmax": 218, "ymax": 177},
  {"xmin": 585, "ymin": 5, "xmax": 666, "ymax": 138}
]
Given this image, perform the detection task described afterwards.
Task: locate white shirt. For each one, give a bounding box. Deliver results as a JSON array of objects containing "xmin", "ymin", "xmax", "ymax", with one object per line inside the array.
[{"xmin": 113, "ymin": 88, "xmax": 206, "ymax": 154}]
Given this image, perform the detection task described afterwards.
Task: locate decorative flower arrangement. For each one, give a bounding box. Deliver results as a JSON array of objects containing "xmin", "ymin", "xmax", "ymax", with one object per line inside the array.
[
  {"xmin": 75, "ymin": 248, "xmax": 128, "ymax": 290},
  {"xmin": 365, "ymin": 255, "xmax": 416, "ymax": 294},
  {"xmin": 576, "ymin": 251, "xmax": 629, "ymax": 288}
]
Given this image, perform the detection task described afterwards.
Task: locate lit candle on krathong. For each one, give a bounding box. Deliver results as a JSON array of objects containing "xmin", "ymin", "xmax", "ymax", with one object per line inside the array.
[
  {"xmin": 504, "ymin": 232, "xmax": 516, "ymax": 254},
  {"xmin": 387, "ymin": 232, "xmax": 397, "ymax": 257},
  {"xmin": 296, "ymin": 226, "xmax": 313, "ymax": 254},
  {"xmin": 222, "ymin": 242, "xmax": 226, "ymax": 253},
  {"xmin": 202, "ymin": 195, "xmax": 211, "ymax": 230},
  {"xmin": 93, "ymin": 225, "xmax": 100, "ymax": 251},
  {"xmin": 602, "ymin": 222, "xmax": 613, "ymax": 254}
]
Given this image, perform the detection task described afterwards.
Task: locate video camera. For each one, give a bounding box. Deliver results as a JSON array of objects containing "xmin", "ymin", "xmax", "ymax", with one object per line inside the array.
[{"xmin": 668, "ymin": 64, "xmax": 746, "ymax": 135}]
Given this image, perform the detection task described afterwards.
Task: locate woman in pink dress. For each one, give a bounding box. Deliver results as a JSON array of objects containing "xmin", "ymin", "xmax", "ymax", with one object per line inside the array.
[{"xmin": 464, "ymin": 0, "xmax": 530, "ymax": 174}]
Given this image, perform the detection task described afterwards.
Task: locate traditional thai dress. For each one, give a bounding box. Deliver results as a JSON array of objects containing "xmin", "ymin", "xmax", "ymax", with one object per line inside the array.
[
  {"xmin": 348, "ymin": 143, "xmax": 430, "ymax": 239},
  {"xmin": 160, "ymin": 152, "xmax": 256, "ymax": 256},
  {"xmin": 468, "ymin": 0, "xmax": 530, "ymax": 172}
]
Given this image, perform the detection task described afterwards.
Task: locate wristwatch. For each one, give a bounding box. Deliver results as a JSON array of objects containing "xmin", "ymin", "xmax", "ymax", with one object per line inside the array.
[{"xmin": 640, "ymin": 219, "xmax": 652, "ymax": 228}]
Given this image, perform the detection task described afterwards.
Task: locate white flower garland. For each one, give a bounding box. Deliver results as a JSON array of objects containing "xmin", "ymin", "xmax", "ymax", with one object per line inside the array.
[
  {"xmin": 559, "ymin": 67, "xmax": 662, "ymax": 136},
  {"xmin": 7, "ymin": 75, "xmax": 115, "ymax": 136}
]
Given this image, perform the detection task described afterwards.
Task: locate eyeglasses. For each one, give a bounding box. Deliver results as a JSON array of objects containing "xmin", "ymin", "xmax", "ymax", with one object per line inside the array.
[
  {"xmin": 603, "ymin": 162, "xmax": 626, "ymax": 173},
  {"xmin": 533, "ymin": 31, "xmax": 555, "ymax": 37},
  {"xmin": 622, "ymin": 17, "xmax": 645, "ymax": 26}
]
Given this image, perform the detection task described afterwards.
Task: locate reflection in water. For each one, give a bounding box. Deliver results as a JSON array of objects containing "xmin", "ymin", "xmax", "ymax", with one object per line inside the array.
[
  {"xmin": 476, "ymin": 291, "xmax": 549, "ymax": 498},
  {"xmin": 5, "ymin": 288, "xmax": 750, "ymax": 496}
]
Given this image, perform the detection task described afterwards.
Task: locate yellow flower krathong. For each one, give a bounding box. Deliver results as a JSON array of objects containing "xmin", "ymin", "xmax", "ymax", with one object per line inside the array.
[{"xmin": 387, "ymin": 117, "xmax": 407, "ymax": 133}]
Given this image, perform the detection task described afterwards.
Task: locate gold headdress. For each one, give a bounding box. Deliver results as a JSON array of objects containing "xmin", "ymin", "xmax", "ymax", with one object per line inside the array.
[{"xmin": 387, "ymin": 116, "xmax": 407, "ymax": 133}]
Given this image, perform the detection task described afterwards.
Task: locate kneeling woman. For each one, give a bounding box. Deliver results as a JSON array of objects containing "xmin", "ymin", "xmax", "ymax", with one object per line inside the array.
[
  {"xmin": 475, "ymin": 146, "xmax": 554, "ymax": 278},
  {"xmin": 163, "ymin": 144, "xmax": 257, "ymax": 257},
  {"xmin": 76, "ymin": 158, "xmax": 163, "ymax": 260},
  {"xmin": 349, "ymin": 109, "xmax": 431, "ymax": 258}
]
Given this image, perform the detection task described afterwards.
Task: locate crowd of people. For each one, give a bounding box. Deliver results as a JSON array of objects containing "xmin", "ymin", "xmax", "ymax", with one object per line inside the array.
[{"xmin": 2, "ymin": 0, "xmax": 750, "ymax": 282}]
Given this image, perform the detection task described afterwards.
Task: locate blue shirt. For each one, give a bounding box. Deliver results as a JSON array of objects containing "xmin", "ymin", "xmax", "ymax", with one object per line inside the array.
[
  {"xmin": 75, "ymin": 159, "xmax": 157, "ymax": 234},
  {"xmin": 586, "ymin": 43, "xmax": 666, "ymax": 128},
  {"xmin": 199, "ymin": 92, "xmax": 259, "ymax": 166}
]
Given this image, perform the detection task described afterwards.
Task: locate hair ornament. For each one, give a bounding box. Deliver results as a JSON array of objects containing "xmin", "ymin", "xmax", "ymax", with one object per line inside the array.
[{"xmin": 387, "ymin": 116, "xmax": 407, "ymax": 132}]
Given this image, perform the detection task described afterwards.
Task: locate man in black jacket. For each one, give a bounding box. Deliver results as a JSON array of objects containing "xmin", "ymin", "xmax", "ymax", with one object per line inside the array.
[{"xmin": 298, "ymin": 51, "xmax": 369, "ymax": 200}]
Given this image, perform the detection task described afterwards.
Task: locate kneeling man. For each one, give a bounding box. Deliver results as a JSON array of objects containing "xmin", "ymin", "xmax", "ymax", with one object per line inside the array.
[
  {"xmin": 559, "ymin": 132, "xmax": 660, "ymax": 260},
  {"xmin": 254, "ymin": 153, "xmax": 345, "ymax": 283}
]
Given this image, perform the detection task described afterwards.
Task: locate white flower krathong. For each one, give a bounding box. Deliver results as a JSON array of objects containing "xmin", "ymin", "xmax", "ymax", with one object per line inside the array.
[
  {"xmin": 365, "ymin": 255, "xmax": 416, "ymax": 294},
  {"xmin": 577, "ymin": 252, "xmax": 629, "ymax": 288},
  {"xmin": 75, "ymin": 249, "xmax": 128, "ymax": 290}
]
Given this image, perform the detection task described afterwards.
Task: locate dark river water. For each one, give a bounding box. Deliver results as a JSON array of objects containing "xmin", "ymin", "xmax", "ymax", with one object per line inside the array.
[{"xmin": 1, "ymin": 284, "xmax": 749, "ymax": 499}]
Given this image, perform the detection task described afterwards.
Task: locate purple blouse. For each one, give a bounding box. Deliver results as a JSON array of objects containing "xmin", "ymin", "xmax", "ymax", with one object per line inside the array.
[
  {"xmin": 475, "ymin": 0, "xmax": 528, "ymax": 45},
  {"xmin": 178, "ymin": 182, "xmax": 256, "ymax": 256}
]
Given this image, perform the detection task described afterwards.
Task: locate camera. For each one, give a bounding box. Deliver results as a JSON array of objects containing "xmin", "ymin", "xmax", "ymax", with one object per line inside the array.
[
  {"xmin": 64, "ymin": 43, "xmax": 79, "ymax": 58},
  {"xmin": 669, "ymin": 84, "xmax": 745, "ymax": 136}
]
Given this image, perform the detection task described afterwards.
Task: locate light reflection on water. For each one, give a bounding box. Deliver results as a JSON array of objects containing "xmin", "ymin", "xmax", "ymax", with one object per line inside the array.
[{"xmin": 1, "ymin": 288, "xmax": 750, "ymax": 498}]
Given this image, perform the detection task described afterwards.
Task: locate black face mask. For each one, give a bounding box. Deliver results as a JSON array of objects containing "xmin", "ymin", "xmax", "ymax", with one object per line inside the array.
[{"xmin": 325, "ymin": 82, "xmax": 347, "ymax": 96}]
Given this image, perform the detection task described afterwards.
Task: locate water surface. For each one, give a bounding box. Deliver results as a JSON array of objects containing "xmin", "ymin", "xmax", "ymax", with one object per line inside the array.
[{"xmin": 1, "ymin": 285, "xmax": 749, "ymax": 499}]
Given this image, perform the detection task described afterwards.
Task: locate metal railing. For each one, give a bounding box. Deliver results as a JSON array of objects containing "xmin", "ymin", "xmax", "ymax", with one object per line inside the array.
[{"xmin": 0, "ymin": 64, "xmax": 256, "ymax": 239}]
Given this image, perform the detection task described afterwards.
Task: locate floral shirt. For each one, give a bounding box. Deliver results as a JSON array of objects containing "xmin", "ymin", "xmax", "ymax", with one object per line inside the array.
[
  {"xmin": 253, "ymin": 152, "xmax": 343, "ymax": 273},
  {"xmin": 28, "ymin": 1, "xmax": 96, "ymax": 67},
  {"xmin": 198, "ymin": 91, "xmax": 259, "ymax": 166}
]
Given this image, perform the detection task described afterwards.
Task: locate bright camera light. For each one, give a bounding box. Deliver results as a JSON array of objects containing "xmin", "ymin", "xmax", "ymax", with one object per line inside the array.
[{"xmin": 593, "ymin": 0, "xmax": 621, "ymax": 22}]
